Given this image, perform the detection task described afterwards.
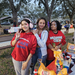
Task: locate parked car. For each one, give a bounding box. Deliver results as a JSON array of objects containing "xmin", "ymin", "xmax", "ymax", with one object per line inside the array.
[
  {"xmin": 8, "ymin": 26, "xmax": 20, "ymax": 33},
  {"xmin": 1, "ymin": 22, "xmax": 11, "ymax": 25}
]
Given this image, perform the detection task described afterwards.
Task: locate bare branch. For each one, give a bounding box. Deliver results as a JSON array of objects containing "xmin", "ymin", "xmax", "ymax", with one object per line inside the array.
[
  {"xmin": 67, "ymin": 0, "xmax": 75, "ymax": 9},
  {"xmin": 16, "ymin": 0, "xmax": 21, "ymax": 11},
  {"xmin": 8, "ymin": 0, "xmax": 16, "ymax": 12},
  {"xmin": 63, "ymin": 0, "xmax": 70, "ymax": 16},
  {"xmin": 40, "ymin": 0, "xmax": 45, "ymax": 6},
  {"xmin": 49, "ymin": 0, "xmax": 55, "ymax": 13}
]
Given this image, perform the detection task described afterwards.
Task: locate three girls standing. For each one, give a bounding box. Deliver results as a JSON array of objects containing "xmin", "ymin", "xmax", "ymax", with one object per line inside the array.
[{"xmin": 11, "ymin": 18, "xmax": 66, "ymax": 75}]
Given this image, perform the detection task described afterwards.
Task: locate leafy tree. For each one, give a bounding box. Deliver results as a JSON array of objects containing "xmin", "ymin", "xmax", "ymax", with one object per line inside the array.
[
  {"xmin": 8, "ymin": 0, "xmax": 31, "ymax": 25},
  {"xmin": 35, "ymin": 0, "xmax": 60, "ymax": 22},
  {"xmin": 63, "ymin": 0, "xmax": 75, "ymax": 24},
  {"xmin": 52, "ymin": 0, "xmax": 75, "ymax": 24},
  {"xmin": 0, "ymin": 0, "xmax": 9, "ymax": 17}
]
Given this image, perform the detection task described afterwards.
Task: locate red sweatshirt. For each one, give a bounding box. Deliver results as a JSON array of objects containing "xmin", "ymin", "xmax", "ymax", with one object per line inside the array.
[
  {"xmin": 46, "ymin": 30, "xmax": 66, "ymax": 60},
  {"xmin": 11, "ymin": 32, "xmax": 37, "ymax": 61}
]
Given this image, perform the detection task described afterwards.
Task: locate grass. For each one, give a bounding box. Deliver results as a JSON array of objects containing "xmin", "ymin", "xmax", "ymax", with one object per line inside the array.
[
  {"xmin": 0, "ymin": 47, "xmax": 15, "ymax": 75},
  {"xmin": 0, "ymin": 32, "xmax": 74, "ymax": 74},
  {"xmin": 61, "ymin": 32, "xmax": 74, "ymax": 51}
]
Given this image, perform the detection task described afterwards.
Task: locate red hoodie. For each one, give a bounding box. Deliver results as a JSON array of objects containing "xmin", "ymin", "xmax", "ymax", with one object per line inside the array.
[
  {"xmin": 46, "ymin": 30, "xmax": 66, "ymax": 60},
  {"xmin": 11, "ymin": 32, "xmax": 37, "ymax": 61}
]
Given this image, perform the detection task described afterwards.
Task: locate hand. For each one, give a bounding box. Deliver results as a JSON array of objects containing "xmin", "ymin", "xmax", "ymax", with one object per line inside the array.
[
  {"xmin": 15, "ymin": 30, "xmax": 22, "ymax": 40},
  {"xmin": 22, "ymin": 61, "xmax": 28, "ymax": 70},
  {"xmin": 51, "ymin": 48, "xmax": 56, "ymax": 51},
  {"xmin": 31, "ymin": 29, "xmax": 38, "ymax": 35},
  {"xmin": 55, "ymin": 46, "xmax": 59, "ymax": 51}
]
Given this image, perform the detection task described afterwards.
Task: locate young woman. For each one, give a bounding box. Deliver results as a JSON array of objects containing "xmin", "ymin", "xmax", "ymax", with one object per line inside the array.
[
  {"xmin": 31, "ymin": 17, "xmax": 49, "ymax": 74},
  {"xmin": 46, "ymin": 20, "xmax": 66, "ymax": 66},
  {"xmin": 11, "ymin": 18, "xmax": 37, "ymax": 75}
]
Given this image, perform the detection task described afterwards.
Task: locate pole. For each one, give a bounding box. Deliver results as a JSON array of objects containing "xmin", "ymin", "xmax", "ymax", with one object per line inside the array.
[
  {"xmin": 73, "ymin": 24, "xmax": 75, "ymax": 44},
  {"xmin": 74, "ymin": 29, "xmax": 75, "ymax": 44}
]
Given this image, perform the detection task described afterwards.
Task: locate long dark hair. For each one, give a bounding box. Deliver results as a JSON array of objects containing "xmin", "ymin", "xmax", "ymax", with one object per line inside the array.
[{"xmin": 19, "ymin": 19, "xmax": 31, "ymax": 33}]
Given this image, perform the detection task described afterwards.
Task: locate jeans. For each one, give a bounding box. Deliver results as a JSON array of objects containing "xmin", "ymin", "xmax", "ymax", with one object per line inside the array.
[
  {"xmin": 12, "ymin": 57, "xmax": 31, "ymax": 75},
  {"xmin": 31, "ymin": 48, "xmax": 47, "ymax": 74}
]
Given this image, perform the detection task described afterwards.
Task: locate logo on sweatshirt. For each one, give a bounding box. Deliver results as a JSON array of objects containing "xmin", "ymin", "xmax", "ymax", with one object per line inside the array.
[
  {"xmin": 50, "ymin": 36, "xmax": 62, "ymax": 42},
  {"xmin": 16, "ymin": 38, "xmax": 29, "ymax": 49}
]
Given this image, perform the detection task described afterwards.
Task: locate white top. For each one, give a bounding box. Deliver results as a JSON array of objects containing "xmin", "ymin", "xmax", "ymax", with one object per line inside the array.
[{"xmin": 34, "ymin": 30, "xmax": 48, "ymax": 56}]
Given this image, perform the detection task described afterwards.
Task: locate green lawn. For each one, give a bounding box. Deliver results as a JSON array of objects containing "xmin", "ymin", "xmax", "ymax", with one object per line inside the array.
[
  {"xmin": 0, "ymin": 32, "xmax": 74, "ymax": 75},
  {"xmin": 0, "ymin": 47, "xmax": 15, "ymax": 75}
]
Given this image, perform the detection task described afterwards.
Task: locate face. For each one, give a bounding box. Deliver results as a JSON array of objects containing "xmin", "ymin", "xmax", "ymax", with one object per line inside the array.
[
  {"xmin": 21, "ymin": 21, "xmax": 30, "ymax": 32},
  {"xmin": 38, "ymin": 19, "xmax": 45, "ymax": 29},
  {"xmin": 51, "ymin": 21, "xmax": 57, "ymax": 31}
]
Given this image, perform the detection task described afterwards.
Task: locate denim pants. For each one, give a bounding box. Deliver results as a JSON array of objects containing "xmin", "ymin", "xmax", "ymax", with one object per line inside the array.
[
  {"xmin": 12, "ymin": 57, "xmax": 31, "ymax": 75},
  {"xmin": 31, "ymin": 48, "xmax": 47, "ymax": 74}
]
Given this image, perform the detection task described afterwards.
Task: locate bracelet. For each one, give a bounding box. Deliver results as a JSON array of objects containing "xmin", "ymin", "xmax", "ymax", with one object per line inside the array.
[{"xmin": 15, "ymin": 38, "xmax": 18, "ymax": 41}]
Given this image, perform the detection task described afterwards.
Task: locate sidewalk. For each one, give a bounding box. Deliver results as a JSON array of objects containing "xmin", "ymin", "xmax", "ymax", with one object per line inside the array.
[{"xmin": 0, "ymin": 41, "xmax": 11, "ymax": 50}]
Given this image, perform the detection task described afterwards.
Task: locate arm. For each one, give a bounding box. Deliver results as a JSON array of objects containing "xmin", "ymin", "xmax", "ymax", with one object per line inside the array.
[
  {"xmin": 22, "ymin": 36, "xmax": 37, "ymax": 70},
  {"xmin": 22, "ymin": 53, "xmax": 32, "ymax": 70},
  {"xmin": 35, "ymin": 30, "xmax": 48, "ymax": 47},
  {"xmin": 11, "ymin": 33, "xmax": 16, "ymax": 47},
  {"xmin": 55, "ymin": 43, "xmax": 62, "ymax": 50},
  {"xmin": 55, "ymin": 33, "xmax": 66, "ymax": 50},
  {"xmin": 11, "ymin": 30, "xmax": 21, "ymax": 46},
  {"xmin": 48, "ymin": 44, "xmax": 56, "ymax": 51},
  {"xmin": 61, "ymin": 33, "xmax": 66, "ymax": 46},
  {"xmin": 11, "ymin": 38, "xmax": 18, "ymax": 46}
]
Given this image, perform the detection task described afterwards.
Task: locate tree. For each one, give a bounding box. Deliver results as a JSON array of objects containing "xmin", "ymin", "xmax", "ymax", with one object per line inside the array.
[
  {"xmin": 8, "ymin": 0, "xmax": 21, "ymax": 25},
  {"xmin": 18, "ymin": 3, "xmax": 47, "ymax": 23},
  {"xmin": 8, "ymin": 0, "xmax": 29, "ymax": 25},
  {"xmin": 0, "ymin": 0, "xmax": 9, "ymax": 17},
  {"xmin": 35, "ymin": 0, "xmax": 59, "ymax": 22},
  {"xmin": 63, "ymin": 0, "xmax": 75, "ymax": 24}
]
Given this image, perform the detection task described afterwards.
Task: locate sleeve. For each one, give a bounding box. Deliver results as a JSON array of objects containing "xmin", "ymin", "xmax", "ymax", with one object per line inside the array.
[
  {"xmin": 46, "ymin": 34, "xmax": 51, "ymax": 46},
  {"xmin": 34, "ymin": 30, "xmax": 48, "ymax": 47},
  {"xmin": 30, "ymin": 36, "xmax": 37, "ymax": 55},
  {"xmin": 61, "ymin": 33, "xmax": 66, "ymax": 46},
  {"xmin": 10, "ymin": 33, "xmax": 16, "ymax": 47}
]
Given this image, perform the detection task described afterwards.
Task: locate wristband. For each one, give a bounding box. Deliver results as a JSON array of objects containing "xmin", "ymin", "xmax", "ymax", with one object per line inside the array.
[{"xmin": 15, "ymin": 38, "xmax": 18, "ymax": 41}]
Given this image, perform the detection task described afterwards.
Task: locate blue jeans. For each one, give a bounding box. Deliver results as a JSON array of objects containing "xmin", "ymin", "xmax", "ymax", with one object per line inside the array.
[{"xmin": 31, "ymin": 48, "xmax": 47, "ymax": 74}]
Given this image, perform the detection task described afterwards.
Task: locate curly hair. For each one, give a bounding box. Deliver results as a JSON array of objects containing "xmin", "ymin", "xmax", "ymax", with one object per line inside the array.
[
  {"xmin": 36, "ymin": 17, "xmax": 49, "ymax": 32},
  {"xmin": 49, "ymin": 20, "xmax": 61, "ymax": 30}
]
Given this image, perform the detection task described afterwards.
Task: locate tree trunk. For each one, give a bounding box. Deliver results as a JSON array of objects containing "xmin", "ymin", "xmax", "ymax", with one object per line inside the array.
[
  {"xmin": 70, "ymin": 16, "xmax": 73, "ymax": 24},
  {"xmin": 12, "ymin": 11, "xmax": 18, "ymax": 26},
  {"xmin": 47, "ymin": 14, "xmax": 50, "ymax": 22}
]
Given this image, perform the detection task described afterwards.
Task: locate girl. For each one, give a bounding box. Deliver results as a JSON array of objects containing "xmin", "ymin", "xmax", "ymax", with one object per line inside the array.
[
  {"xmin": 11, "ymin": 18, "xmax": 37, "ymax": 75},
  {"xmin": 31, "ymin": 17, "xmax": 49, "ymax": 74},
  {"xmin": 46, "ymin": 20, "xmax": 66, "ymax": 66}
]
